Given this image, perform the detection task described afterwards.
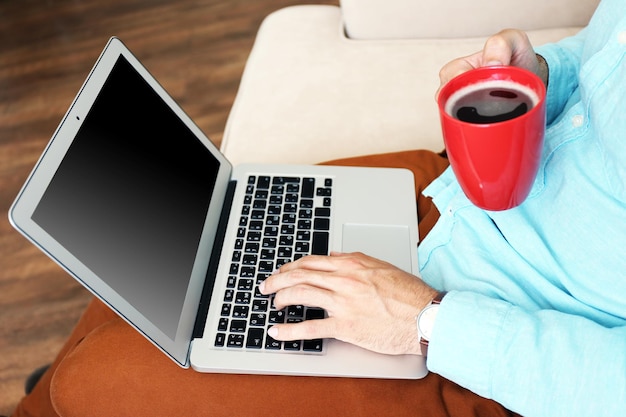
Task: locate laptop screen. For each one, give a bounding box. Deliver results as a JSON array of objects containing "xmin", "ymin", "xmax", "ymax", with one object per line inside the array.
[{"xmin": 32, "ymin": 55, "xmax": 220, "ymax": 340}]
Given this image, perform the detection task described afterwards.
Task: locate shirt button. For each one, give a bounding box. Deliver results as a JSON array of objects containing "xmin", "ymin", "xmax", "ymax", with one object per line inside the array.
[
  {"xmin": 619, "ymin": 31, "xmax": 626, "ymax": 45},
  {"xmin": 572, "ymin": 114, "xmax": 585, "ymax": 127}
]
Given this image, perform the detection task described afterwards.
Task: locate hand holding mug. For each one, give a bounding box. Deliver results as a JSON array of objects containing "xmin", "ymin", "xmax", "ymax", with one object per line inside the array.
[{"xmin": 436, "ymin": 30, "xmax": 547, "ymax": 211}]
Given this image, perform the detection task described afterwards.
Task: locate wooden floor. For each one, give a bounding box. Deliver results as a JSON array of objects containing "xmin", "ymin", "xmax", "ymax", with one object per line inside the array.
[{"xmin": 0, "ymin": 0, "xmax": 337, "ymax": 413}]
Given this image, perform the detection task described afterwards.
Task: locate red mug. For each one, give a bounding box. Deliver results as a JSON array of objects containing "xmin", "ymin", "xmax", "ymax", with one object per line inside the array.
[{"xmin": 437, "ymin": 66, "xmax": 546, "ymax": 211}]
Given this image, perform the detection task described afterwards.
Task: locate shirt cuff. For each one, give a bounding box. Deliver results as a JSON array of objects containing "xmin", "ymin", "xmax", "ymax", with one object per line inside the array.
[{"xmin": 426, "ymin": 290, "xmax": 513, "ymax": 399}]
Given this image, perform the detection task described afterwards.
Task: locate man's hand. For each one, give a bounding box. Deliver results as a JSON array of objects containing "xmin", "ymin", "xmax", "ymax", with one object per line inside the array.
[
  {"xmin": 259, "ymin": 252, "xmax": 438, "ymax": 356},
  {"xmin": 437, "ymin": 29, "xmax": 546, "ymax": 97}
]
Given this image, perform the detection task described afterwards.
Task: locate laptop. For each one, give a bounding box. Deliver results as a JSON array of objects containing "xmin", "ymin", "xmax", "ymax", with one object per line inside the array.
[{"xmin": 9, "ymin": 37, "xmax": 427, "ymax": 379}]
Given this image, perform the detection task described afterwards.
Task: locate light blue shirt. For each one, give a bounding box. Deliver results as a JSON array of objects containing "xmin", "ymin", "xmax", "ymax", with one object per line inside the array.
[{"xmin": 418, "ymin": 1, "xmax": 626, "ymax": 416}]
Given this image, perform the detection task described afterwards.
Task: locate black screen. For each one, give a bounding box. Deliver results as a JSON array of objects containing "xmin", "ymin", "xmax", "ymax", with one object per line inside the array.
[{"xmin": 33, "ymin": 55, "xmax": 220, "ymax": 339}]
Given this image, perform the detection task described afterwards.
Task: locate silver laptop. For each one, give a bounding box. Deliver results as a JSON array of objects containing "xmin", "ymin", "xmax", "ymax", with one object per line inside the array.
[{"xmin": 9, "ymin": 37, "xmax": 427, "ymax": 379}]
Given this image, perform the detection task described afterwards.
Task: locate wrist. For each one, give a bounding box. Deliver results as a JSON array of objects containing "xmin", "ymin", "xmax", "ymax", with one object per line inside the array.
[
  {"xmin": 416, "ymin": 291, "xmax": 447, "ymax": 357},
  {"xmin": 536, "ymin": 53, "xmax": 549, "ymax": 87}
]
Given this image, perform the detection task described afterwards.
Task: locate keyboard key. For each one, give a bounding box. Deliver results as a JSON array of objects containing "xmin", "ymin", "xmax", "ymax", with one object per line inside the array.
[
  {"xmin": 273, "ymin": 176, "xmax": 300, "ymax": 184},
  {"xmin": 237, "ymin": 279, "xmax": 254, "ymax": 290},
  {"xmin": 284, "ymin": 203, "xmax": 298, "ymax": 213},
  {"xmin": 262, "ymin": 237, "xmax": 277, "ymax": 248},
  {"xmin": 235, "ymin": 292, "xmax": 251, "ymax": 304},
  {"xmin": 257, "ymin": 176, "xmax": 271, "ymax": 189},
  {"xmin": 303, "ymin": 339, "xmax": 324, "ymax": 352},
  {"xmin": 260, "ymin": 249, "xmax": 276, "ymax": 260},
  {"xmin": 215, "ymin": 333, "xmax": 226, "ymax": 347},
  {"xmin": 315, "ymin": 207, "xmax": 331, "ymax": 217},
  {"xmin": 217, "ymin": 318, "xmax": 228, "ymax": 332},
  {"xmin": 240, "ymin": 267, "xmax": 255, "ymax": 278},
  {"xmin": 252, "ymin": 299, "xmax": 269, "ymax": 312},
  {"xmin": 245, "ymin": 242, "xmax": 259, "ymax": 253},
  {"xmin": 302, "ymin": 178, "xmax": 315, "ymax": 198},
  {"xmin": 242, "ymin": 255, "xmax": 257, "ymax": 265},
  {"xmin": 233, "ymin": 305, "xmax": 249, "ymax": 318},
  {"xmin": 314, "ymin": 218, "xmax": 330, "ymax": 231},
  {"xmin": 227, "ymin": 334, "xmax": 245, "ymax": 348},
  {"xmin": 299, "ymin": 209, "xmax": 313, "ymax": 219},
  {"xmin": 230, "ymin": 319, "xmax": 247, "ymax": 333},
  {"xmin": 255, "ymin": 190, "xmax": 268, "ymax": 199},
  {"xmin": 265, "ymin": 333, "xmax": 282, "ymax": 350},
  {"xmin": 221, "ymin": 303, "xmax": 231, "ymax": 316},
  {"xmin": 312, "ymin": 232, "xmax": 329, "ymax": 255},
  {"xmin": 253, "ymin": 199, "xmax": 267, "ymax": 209},
  {"xmin": 269, "ymin": 309, "xmax": 286, "ymax": 323},
  {"xmin": 316, "ymin": 187, "xmax": 332, "ymax": 197},
  {"xmin": 297, "ymin": 220, "xmax": 312, "ymax": 230},
  {"xmin": 305, "ymin": 308, "xmax": 325, "ymax": 320},
  {"xmin": 258, "ymin": 261, "xmax": 274, "ymax": 272},
  {"xmin": 278, "ymin": 247, "xmax": 292, "ymax": 258},
  {"xmin": 287, "ymin": 305, "xmax": 304, "ymax": 318},
  {"xmin": 249, "ymin": 220, "xmax": 263, "ymax": 231},
  {"xmin": 284, "ymin": 340, "xmax": 302, "ymax": 351},
  {"xmin": 300, "ymin": 199, "xmax": 314, "ymax": 208},
  {"xmin": 296, "ymin": 230, "xmax": 311, "ymax": 241},
  {"xmin": 246, "ymin": 328, "xmax": 265, "ymax": 349},
  {"xmin": 250, "ymin": 313, "xmax": 266, "ymax": 327}
]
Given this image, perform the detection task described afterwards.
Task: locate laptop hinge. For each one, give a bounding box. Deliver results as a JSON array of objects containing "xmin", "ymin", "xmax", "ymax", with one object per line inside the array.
[{"xmin": 192, "ymin": 179, "xmax": 237, "ymax": 339}]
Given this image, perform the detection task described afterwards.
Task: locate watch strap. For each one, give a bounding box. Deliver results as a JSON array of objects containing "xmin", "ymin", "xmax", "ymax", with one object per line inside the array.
[{"xmin": 419, "ymin": 291, "xmax": 447, "ymax": 357}]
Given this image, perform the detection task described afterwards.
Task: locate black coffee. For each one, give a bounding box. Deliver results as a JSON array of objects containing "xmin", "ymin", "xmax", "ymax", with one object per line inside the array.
[{"xmin": 446, "ymin": 80, "xmax": 538, "ymax": 125}]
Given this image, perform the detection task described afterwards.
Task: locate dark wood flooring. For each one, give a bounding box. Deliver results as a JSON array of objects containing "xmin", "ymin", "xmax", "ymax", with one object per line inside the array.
[{"xmin": 0, "ymin": 0, "xmax": 337, "ymax": 413}]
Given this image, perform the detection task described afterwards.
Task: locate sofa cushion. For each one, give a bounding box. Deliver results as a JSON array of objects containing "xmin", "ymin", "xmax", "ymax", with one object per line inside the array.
[{"xmin": 341, "ymin": 0, "xmax": 599, "ymax": 40}]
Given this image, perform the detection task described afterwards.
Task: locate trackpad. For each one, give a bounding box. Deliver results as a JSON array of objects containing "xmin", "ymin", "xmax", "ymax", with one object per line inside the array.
[{"xmin": 341, "ymin": 224, "xmax": 413, "ymax": 273}]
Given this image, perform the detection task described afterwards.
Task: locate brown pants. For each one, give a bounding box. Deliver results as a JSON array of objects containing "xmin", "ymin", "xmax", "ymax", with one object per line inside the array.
[{"xmin": 12, "ymin": 150, "xmax": 518, "ymax": 417}]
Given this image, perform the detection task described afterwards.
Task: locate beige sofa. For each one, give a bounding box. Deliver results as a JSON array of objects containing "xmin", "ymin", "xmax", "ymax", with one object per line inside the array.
[{"xmin": 221, "ymin": 0, "xmax": 599, "ymax": 166}]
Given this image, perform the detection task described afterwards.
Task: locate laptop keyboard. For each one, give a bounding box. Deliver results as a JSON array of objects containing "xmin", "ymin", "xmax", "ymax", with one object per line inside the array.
[{"xmin": 214, "ymin": 175, "xmax": 333, "ymax": 353}]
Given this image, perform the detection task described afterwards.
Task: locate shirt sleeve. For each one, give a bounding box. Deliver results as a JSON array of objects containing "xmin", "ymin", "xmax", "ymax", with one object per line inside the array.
[
  {"xmin": 427, "ymin": 291, "xmax": 626, "ymax": 417},
  {"xmin": 535, "ymin": 28, "xmax": 587, "ymax": 125}
]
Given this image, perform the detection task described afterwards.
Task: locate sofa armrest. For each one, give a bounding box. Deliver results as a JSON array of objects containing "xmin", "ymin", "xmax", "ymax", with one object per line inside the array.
[{"xmin": 341, "ymin": 0, "xmax": 599, "ymax": 39}]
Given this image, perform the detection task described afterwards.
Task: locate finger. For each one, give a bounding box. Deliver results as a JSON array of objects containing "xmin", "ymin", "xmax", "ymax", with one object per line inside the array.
[
  {"xmin": 481, "ymin": 32, "xmax": 514, "ymax": 66},
  {"xmin": 271, "ymin": 283, "xmax": 334, "ymax": 311},
  {"xmin": 438, "ymin": 54, "xmax": 479, "ymax": 84},
  {"xmin": 279, "ymin": 251, "xmax": 377, "ymax": 274},
  {"xmin": 260, "ymin": 267, "xmax": 335, "ymax": 296},
  {"xmin": 482, "ymin": 29, "xmax": 537, "ymax": 72},
  {"xmin": 267, "ymin": 317, "xmax": 335, "ymax": 342},
  {"xmin": 278, "ymin": 254, "xmax": 340, "ymax": 273}
]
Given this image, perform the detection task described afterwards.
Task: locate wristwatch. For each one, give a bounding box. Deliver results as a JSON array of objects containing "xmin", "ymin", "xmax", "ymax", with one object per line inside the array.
[{"xmin": 416, "ymin": 291, "xmax": 447, "ymax": 357}]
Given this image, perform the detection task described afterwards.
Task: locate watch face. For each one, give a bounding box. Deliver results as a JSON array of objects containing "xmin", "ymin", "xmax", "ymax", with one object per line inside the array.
[{"xmin": 418, "ymin": 304, "xmax": 439, "ymax": 340}]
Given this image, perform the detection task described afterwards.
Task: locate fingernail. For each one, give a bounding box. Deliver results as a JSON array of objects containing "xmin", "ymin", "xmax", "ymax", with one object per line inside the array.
[
  {"xmin": 259, "ymin": 281, "xmax": 266, "ymax": 294},
  {"xmin": 486, "ymin": 60, "xmax": 503, "ymax": 66},
  {"xmin": 268, "ymin": 326, "xmax": 278, "ymax": 338}
]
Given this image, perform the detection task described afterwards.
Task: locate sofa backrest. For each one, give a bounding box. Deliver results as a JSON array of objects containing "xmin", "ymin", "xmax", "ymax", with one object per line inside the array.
[{"xmin": 341, "ymin": 0, "xmax": 600, "ymax": 39}]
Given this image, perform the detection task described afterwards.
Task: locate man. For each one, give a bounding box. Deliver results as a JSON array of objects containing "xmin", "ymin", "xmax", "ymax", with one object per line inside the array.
[
  {"xmin": 260, "ymin": 0, "xmax": 626, "ymax": 415},
  {"xmin": 12, "ymin": 0, "xmax": 625, "ymax": 416}
]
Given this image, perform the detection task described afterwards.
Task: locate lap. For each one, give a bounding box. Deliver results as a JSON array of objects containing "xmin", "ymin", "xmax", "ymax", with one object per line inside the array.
[
  {"xmin": 14, "ymin": 150, "xmax": 515, "ymax": 417},
  {"xmin": 51, "ymin": 316, "xmax": 514, "ymax": 417}
]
